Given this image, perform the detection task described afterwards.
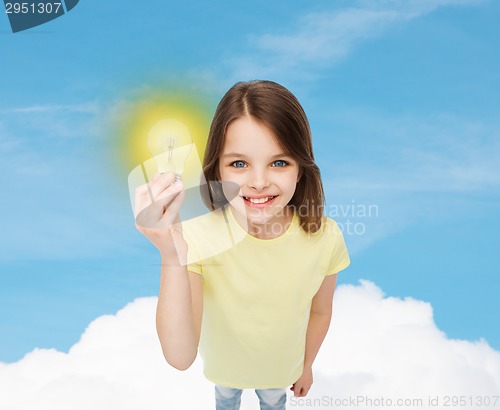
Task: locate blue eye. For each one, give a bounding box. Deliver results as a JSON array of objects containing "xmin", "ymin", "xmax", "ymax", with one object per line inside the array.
[
  {"xmin": 272, "ymin": 160, "xmax": 288, "ymax": 167},
  {"xmin": 231, "ymin": 160, "xmax": 246, "ymax": 168}
]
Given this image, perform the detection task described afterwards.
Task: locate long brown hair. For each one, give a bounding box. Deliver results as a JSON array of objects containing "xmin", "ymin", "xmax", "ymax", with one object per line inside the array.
[{"xmin": 202, "ymin": 80, "xmax": 325, "ymax": 233}]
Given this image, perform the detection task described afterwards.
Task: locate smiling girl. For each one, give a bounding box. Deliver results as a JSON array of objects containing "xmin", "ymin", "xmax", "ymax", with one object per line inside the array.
[{"xmin": 134, "ymin": 80, "xmax": 350, "ymax": 410}]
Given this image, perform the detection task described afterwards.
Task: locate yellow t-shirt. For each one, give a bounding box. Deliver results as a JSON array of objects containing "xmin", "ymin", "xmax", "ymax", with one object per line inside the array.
[{"xmin": 183, "ymin": 206, "xmax": 350, "ymax": 389}]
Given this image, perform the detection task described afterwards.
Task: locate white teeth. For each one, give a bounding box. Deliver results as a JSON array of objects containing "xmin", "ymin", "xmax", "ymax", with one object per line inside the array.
[{"xmin": 244, "ymin": 196, "xmax": 275, "ymax": 204}]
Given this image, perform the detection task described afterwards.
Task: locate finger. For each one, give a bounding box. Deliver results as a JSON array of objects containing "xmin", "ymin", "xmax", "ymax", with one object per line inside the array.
[
  {"xmin": 134, "ymin": 173, "xmax": 178, "ymax": 219},
  {"xmin": 135, "ymin": 201, "xmax": 164, "ymax": 229},
  {"xmin": 134, "ymin": 184, "xmax": 152, "ymax": 218},
  {"xmin": 135, "ymin": 187, "xmax": 183, "ymax": 229},
  {"xmin": 155, "ymin": 179, "xmax": 183, "ymax": 202},
  {"xmin": 160, "ymin": 186, "xmax": 186, "ymax": 225},
  {"xmin": 154, "ymin": 186, "xmax": 183, "ymax": 212},
  {"xmin": 148, "ymin": 172, "xmax": 176, "ymax": 200}
]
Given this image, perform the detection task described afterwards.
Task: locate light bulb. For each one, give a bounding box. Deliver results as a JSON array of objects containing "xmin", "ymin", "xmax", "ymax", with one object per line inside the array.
[{"xmin": 147, "ymin": 118, "xmax": 193, "ymax": 180}]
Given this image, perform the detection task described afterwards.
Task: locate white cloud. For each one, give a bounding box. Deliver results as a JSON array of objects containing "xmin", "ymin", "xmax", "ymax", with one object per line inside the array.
[
  {"xmin": 328, "ymin": 112, "xmax": 500, "ymax": 195},
  {"xmin": 1, "ymin": 281, "xmax": 498, "ymax": 410},
  {"xmin": 0, "ymin": 103, "xmax": 98, "ymax": 115},
  {"xmin": 319, "ymin": 281, "xmax": 500, "ymax": 399},
  {"xmin": 224, "ymin": 0, "xmax": 484, "ymax": 81},
  {"xmin": 253, "ymin": 9, "xmax": 402, "ymax": 66}
]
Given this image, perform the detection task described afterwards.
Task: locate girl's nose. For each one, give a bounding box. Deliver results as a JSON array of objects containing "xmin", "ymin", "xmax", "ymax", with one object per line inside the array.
[{"xmin": 249, "ymin": 169, "xmax": 270, "ymax": 191}]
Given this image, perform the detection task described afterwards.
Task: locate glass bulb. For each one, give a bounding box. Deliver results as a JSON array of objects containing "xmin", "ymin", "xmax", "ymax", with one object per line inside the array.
[{"xmin": 147, "ymin": 118, "xmax": 193, "ymax": 179}]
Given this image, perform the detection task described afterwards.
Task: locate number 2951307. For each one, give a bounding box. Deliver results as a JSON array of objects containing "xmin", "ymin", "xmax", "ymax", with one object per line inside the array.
[{"xmin": 5, "ymin": 2, "xmax": 63, "ymax": 14}]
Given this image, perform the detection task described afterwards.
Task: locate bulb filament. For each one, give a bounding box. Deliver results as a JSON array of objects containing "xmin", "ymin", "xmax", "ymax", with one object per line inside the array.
[{"xmin": 165, "ymin": 136, "xmax": 181, "ymax": 181}]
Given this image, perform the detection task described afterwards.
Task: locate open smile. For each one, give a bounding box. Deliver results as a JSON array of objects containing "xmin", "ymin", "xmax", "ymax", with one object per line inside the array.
[{"xmin": 241, "ymin": 195, "xmax": 278, "ymax": 207}]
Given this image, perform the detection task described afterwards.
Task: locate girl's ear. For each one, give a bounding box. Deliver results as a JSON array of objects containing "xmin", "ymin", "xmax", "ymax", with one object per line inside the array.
[{"xmin": 297, "ymin": 167, "xmax": 303, "ymax": 182}]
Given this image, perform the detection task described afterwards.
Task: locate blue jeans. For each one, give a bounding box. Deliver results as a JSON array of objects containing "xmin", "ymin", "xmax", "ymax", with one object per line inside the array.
[{"xmin": 215, "ymin": 385, "xmax": 287, "ymax": 410}]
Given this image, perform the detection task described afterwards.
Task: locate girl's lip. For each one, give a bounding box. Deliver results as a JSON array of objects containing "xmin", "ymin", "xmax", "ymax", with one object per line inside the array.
[
  {"xmin": 241, "ymin": 194, "xmax": 278, "ymax": 199},
  {"xmin": 241, "ymin": 195, "xmax": 278, "ymax": 208}
]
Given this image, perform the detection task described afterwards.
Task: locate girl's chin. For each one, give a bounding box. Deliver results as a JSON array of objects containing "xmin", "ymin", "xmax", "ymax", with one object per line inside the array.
[
  {"xmin": 229, "ymin": 201, "xmax": 287, "ymax": 223},
  {"xmin": 246, "ymin": 214, "xmax": 275, "ymax": 226}
]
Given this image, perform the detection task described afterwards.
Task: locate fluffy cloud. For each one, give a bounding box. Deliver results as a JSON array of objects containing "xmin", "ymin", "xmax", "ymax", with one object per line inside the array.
[
  {"xmin": 0, "ymin": 298, "xmax": 213, "ymax": 410},
  {"xmin": 313, "ymin": 281, "xmax": 500, "ymax": 407},
  {"xmin": 1, "ymin": 281, "xmax": 499, "ymax": 410},
  {"xmin": 226, "ymin": 0, "xmax": 484, "ymax": 80}
]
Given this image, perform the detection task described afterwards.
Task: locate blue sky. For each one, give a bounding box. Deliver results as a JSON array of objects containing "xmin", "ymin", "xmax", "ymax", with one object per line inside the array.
[{"xmin": 0, "ymin": 0, "xmax": 499, "ymax": 366}]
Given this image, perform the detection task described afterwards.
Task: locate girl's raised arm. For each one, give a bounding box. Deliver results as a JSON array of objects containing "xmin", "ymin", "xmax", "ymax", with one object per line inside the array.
[
  {"xmin": 134, "ymin": 172, "xmax": 203, "ymax": 370},
  {"xmin": 155, "ymin": 266, "xmax": 203, "ymax": 370}
]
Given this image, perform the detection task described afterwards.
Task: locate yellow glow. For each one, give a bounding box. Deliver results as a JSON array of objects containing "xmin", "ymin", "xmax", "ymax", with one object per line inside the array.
[
  {"xmin": 113, "ymin": 88, "xmax": 213, "ymax": 177},
  {"xmin": 148, "ymin": 118, "xmax": 192, "ymax": 173}
]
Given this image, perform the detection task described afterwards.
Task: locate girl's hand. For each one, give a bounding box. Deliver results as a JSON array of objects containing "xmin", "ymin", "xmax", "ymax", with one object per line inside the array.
[
  {"xmin": 290, "ymin": 365, "xmax": 313, "ymax": 397},
  {"xmin": 134, "ymin": 172, "xmax": 187, "ymax": 264}
]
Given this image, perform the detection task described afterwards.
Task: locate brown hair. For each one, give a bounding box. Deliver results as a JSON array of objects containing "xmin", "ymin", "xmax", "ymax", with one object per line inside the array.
[{"xmin": 202, "ymin": 80, "xmax": 325, "ymax": 233}]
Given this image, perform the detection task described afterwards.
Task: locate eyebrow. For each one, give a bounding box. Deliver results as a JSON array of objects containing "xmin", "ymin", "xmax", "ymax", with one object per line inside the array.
[{"xmin": 222, "ymin": 152, "xmax": 290, "ymax": 159}]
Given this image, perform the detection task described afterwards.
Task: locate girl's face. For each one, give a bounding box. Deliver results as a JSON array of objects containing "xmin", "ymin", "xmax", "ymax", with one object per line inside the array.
[{"xmin": 219, "ymin": 116, "xmax": 300, "ymax": 232}]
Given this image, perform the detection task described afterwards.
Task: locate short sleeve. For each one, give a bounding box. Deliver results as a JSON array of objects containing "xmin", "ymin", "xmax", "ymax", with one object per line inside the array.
[
  {"xmin": 187, "ymin": 261, "xmax": 202, "ymax": 275},
  {"xmin": 325, "ymin": 219, "xmax": 350, "ymax": 276},
  {"xmin": 187, "ymin": 259, "xmax": 202, "ymax": 276},
  {"xmin": 180, "ymin": 208, "xmax": 246, "ymax": 278}
]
